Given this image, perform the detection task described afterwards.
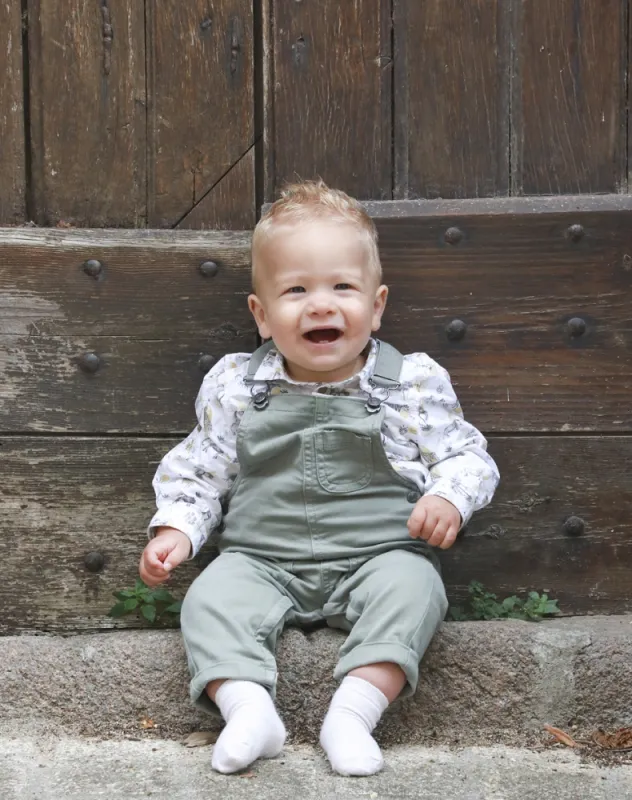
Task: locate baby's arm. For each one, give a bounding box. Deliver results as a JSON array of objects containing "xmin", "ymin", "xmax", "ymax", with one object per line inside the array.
[
  {"xmin": 141, "ymin": 356, "xmax": 245, "ymax": 583},
  {"xmin": 407, "ymin": 358, "xmax": 500, "ymax": 548}
]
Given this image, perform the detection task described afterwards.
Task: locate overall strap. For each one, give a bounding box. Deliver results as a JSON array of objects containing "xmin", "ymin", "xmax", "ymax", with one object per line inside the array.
[
  {"xmin": 370, "ymin": 340, "xmax": 403, "ymax": 388},
  {"xmin": 245, "ymin": 339, "xmax": 277, "ymax": 382}
]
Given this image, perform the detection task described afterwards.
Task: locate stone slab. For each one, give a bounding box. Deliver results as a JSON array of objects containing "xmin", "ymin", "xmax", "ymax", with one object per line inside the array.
[
  {"xmin": 1, "ymin": 738, "xmax": 632, "ymax": 800},
  {"xmin": 1, "ymin": 617, "xmax": 631, "ymax": 745}
]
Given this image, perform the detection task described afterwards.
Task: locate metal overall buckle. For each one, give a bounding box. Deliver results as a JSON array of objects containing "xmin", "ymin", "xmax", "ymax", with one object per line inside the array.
[
  {"xmin": 365, "ymin": 378, "xmax": 392, "ymax": 414},
  {"xmin": 248, "ymin": 382, "xmax": 271, "ymax": 411}
]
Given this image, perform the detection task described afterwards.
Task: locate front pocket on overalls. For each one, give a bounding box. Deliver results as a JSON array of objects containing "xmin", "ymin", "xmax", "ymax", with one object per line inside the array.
[{"xmin": 315, "ymin": 429, "xmax": 373, "ymax": 493}]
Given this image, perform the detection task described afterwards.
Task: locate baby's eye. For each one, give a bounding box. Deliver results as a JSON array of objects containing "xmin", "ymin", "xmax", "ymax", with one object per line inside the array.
[
  {"xmin": 335, "ymin": 283, "xmax": 352, "ymax": 290},
  {"xmin": 287, "ymin": 286, "xmax": 305, "ymax": 294}
]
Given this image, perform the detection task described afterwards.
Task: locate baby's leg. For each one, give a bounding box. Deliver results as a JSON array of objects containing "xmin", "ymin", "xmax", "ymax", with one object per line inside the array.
[
  {"xmin": 321, "ymin": 550, "xmax": 448, "ymax": 776},
  {"xmin": 180, "ymin": 552, "xmax": 293, "ymax": 773}
]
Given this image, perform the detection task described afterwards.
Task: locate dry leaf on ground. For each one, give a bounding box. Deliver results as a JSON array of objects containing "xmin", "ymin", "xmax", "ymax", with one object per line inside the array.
[
  {"xmin": 543, "ymin": 724, "xmax": 581, "ymax": 748},
  {"xmin": 592, "ymin": 728, "xmax": 632, "ymax": 751},
  {"xmin": 239, "ymin": 771, "xmax": 256, "ymax": 779},
  {"xmin": 139, "ymin": 716, "xmax": 157, "ymax": 730},
  {"xmin": 183, "ymin": 731, "xmax": 218, "ymax": 748}
]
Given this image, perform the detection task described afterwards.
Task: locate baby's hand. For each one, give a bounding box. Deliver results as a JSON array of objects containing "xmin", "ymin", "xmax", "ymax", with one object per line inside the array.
[
  {"xmin": 139, "ymin": 527, "xmax": 192, "ymax": 586},
  {"xmin": 407, "ymin": 496, "xmax": 461, "ymax": 550}
]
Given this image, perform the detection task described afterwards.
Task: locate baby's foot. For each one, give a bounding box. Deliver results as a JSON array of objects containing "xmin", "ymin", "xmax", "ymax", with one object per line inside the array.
[
  {"xmin": 319, "ymin": 676, "xmax": 388, "ymax": 776},
  {"xmin": 212, "ymin": 680, "xmax": 286, "ymax": 774}
]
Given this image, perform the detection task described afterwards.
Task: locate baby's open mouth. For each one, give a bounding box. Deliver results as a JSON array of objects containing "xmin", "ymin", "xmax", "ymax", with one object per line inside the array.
[{"xmin": 303, "ymin": 328, "xmax": 342, "ymax": 344}]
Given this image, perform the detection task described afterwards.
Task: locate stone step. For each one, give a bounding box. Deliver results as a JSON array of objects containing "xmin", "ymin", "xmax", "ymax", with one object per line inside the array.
[
  {"xmin": 1, "ymin": 617, "xmax": 631, "ymax": 745},
  {"xmin": 2, "ymin": 737, "xmax": 632, "ymax": 800}
]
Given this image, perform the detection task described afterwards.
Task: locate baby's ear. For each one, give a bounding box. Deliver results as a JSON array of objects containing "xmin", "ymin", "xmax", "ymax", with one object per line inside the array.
[
  {"xmin": 371, "ymin": 284, "xmax": 389, "ymax": 331},
  {"xmin": 248, "ymin": 294, "xmax": 271, "ymax": 340}
]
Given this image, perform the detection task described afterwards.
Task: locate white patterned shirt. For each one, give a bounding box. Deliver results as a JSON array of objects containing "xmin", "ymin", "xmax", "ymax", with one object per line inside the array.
[{"xmin": 149, "ymin": 339, "xmax": 500, "ymax": 556}]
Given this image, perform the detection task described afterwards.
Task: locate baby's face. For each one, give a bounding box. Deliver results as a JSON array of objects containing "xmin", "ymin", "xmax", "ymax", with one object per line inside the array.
[{"xmin": 248, "ymin": 220, "xmax": 388, "ymax": 383}]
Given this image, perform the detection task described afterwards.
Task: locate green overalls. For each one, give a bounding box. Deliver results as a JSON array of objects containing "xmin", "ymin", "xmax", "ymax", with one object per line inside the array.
[{"xmin": 181, "ymin": 340, "xmax": 449, "ymax": 712}]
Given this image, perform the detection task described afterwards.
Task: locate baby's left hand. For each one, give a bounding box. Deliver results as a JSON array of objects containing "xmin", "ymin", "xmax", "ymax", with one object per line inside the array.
[{"xmin": 407, "ymin": 495, "xmax": 461, "ymax": 550}]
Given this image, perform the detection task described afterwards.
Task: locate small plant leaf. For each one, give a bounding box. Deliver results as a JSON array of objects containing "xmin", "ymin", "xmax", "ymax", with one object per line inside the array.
[
  {"xmin": 108, "ymin": 602, "xmax": 128, "ymax": 618},
  {"xmin": 164, "ymin": 601, "xmax": 183, "ymax": 614},
  {"xmin": 123, "ymin": 598, "xmax": 139, "ymax": 611},
  {"xmin": 114, "ymin": 590, "xmax": 135, "ymax": 601},
  {"xmin": 141, "ymin": 604, "xmax": 157, "ymax": 623},
  {"xmin": 150, "ymin": 588, "xmax": 174, "ymax": 604}
]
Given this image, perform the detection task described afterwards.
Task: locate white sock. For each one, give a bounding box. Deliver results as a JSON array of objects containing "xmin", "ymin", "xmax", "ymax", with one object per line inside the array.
[
  {"xmin": 319, "ymin": 676, "xmax": 389, "ymax": 776},
  {"xmin": 211, "ymin": 680, "xmax": 286, "ymax": 774}
]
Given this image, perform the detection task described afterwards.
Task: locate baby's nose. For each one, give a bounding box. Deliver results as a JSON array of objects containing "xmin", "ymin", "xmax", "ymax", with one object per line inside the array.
[{"xmin": 307, "ymin": 292, "xmax": 336, "ymax": 313}]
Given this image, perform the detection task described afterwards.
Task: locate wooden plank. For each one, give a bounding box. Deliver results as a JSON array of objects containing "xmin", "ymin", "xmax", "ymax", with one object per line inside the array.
[
  {"xmin": 0, "ymin": 229, "xmax": 255, "ymax": 433},
  {"xmin": 371, "ymin": 202, "xmax": 632, "ymax": 432},
  {"xmin": 2, "ymin": 194, "xmax": 631, "ymax": 434},
  {"xmin": 512, "ymin": 0, "xmax": 627, "ymax": 195},
  {"xmin": 175, "ymin": 146, "xmax": 256, "ymax": 230},
  {"xmin": 443, "ymin": 435, "xmax": 632, "ymax": 616},
  {"xmin": 147, "ymin": 0, "xmax": 254, "ymax": 228},
  {"xmin": 394, "ymin": 0, "xmax": 510, "ymax": 200},
  {"xmin": 27, "ymin": 0, "xmax": 146, "ymax": 226},
  {"xmin": 264, "ymin": 0, "xmax": 391, "ymax": 202},
  {"xmin": 1, "ymin": 435, "xmax": 630, "ymax": 632},
  {"xmin": 0, "ymin": 0, "xmax": 25, "ymax": 223}
]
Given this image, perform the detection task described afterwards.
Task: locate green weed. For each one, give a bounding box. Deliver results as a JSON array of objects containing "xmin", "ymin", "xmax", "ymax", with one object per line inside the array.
[
  {"xmin": 108, "ymin": 578, "xmax": 182, "ymax": 625},
  {"xmin": 448, "ymin": 581, "xmax": 560, "ymax": 622}
]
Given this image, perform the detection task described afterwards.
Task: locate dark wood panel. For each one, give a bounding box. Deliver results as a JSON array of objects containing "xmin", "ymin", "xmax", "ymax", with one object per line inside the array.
[
  {"xmin": 394, "ymin": 0, "xmax": 509, "ymax": 199},
  {"xmin": 3, "ymin": 198, "xmax": 631, "ymax": 434},
  {"xmin": 1, "ymin": 435, "xmax": 629, "ymax": 632},
  {"xmin": 175, "ymin": 147, "xmax": 256, "ymax": 231},
  {"xmin": 443, "ymin": 435, "xmax": 632, "ymax": 616},
  {"xmin": 0, "ymin": 229, "xmax": 255, "ymax": 433},
  {"xmin": 0, "ymin": 437, "xmax": 192, "ymax": 633},
  {"xmin": 27, "ymin": 0, "xmax": 146, "ymax": 226},
  {"xmin": 513, "ymin": 0, "xmax": 627, "ymax": 194},
  {"xmin": 264, "ymin": 0, "xmax": 391, "ymax": 201},
  {"xmin": 0, "ymin": 0, "xmax": 25, "ymax": 223},
  {"xmin": 369, "ymin": 198, "xmax": 632, "ymax": 432},
  {"xmin": 147, "ymin": 0, "xmax": 254, "ymax": 228}
]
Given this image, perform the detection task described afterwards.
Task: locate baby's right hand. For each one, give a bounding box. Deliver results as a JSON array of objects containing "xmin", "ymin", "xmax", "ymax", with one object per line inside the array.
[{"xmin": 139, "ymin": 527, "xmax": 192, "ymax": 586}]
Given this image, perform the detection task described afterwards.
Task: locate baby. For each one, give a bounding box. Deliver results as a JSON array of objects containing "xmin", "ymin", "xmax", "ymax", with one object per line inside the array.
[{"xmin": 139, "ymin": 181, "xmax": 499, "ymax": 777}]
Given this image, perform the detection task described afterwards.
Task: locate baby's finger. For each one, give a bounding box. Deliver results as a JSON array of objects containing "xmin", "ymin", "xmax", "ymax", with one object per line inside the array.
[
  {"xmin": 407, "ymin": 506, "xmax": 427, "ymax": 538},
  {"xmin": 439, "ymin": 524, "xmax": 459, "ymax": 550},
  {"xmin": 147, "ymin": 548, "xmax": 168, "ymax": 568},
  {"xmin": 426, "ymin": 520, "xmax": 448, "ymax": 548},
  {"xmin": 419, "ymin": 511, "xmax": 439, "ymax": 541}
]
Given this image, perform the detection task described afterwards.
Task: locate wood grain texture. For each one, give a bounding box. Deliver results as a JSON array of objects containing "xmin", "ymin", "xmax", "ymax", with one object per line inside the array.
[
  {"xmin": 1, "ymin": 435, "xmax": 629, "ymax": 632},
  {"xmin": 0, "ymin": 0, "xmax": 25, "ymax": 223},
  {"xmin": 265, "ymin": 0, "xmax": 392, "ymax": 202},
  {"xmin": 146, "ymin": 0, "xmax": 254, "ymax": 228},
  {"xmin": 373, "ymin": 203, "xmax": 632, "ymax": 432},
  {"xmin": 175, "ymin": 146, "xmax": 256, "ymax": 230},
  {"xmin": 0, "ymin": 229, "xmax": 255, "ymax": 433},
  {"xmin": 394, "ymin": 0, "xmax": 510, "ymax": 199},
  {"xmin": 27, "ymin": 0, "xmax": 146, "ymax": 226},
  {"xmin": 442, "ymin": 435, "xmax": 632, "ymax": 616},
  {"xmin": 512, "ymin": 0, "xmax": 627, "ymax": 195}
]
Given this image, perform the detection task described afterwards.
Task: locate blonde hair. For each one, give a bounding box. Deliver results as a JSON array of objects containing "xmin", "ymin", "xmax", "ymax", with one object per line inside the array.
[{"xmin": 251, "ymin": 180, "xmax": 382, "ymax": 290}]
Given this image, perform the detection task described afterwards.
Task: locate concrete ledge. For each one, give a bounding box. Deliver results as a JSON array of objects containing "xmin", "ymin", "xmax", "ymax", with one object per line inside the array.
[
  {"xmin": 3, "ymin": 739, "xmax": 632, "ymax": 800},
  {"xmin": 1, "ymin": 617, "xmax": 631, "ymax": 745}
]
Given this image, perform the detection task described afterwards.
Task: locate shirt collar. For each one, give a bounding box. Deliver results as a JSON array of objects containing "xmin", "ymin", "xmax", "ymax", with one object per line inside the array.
[{"xmin": 252, "ymin": 338, "xmax": 378, "ymax": 388}]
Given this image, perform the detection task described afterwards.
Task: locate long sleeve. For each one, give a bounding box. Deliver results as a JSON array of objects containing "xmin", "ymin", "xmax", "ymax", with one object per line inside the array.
[
  {"xmin": 147, "ymin": 355, "xmax": 245, "ymax": 557},
  {"xmin": 414, "ymin": 363, "xmax": 499, "ymax": 527}
]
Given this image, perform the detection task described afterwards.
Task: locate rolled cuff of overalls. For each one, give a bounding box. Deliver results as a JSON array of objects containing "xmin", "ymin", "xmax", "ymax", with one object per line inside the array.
[{"xmin": 332, "ymin": 642, "xmax": 424, "ymax": 699}]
